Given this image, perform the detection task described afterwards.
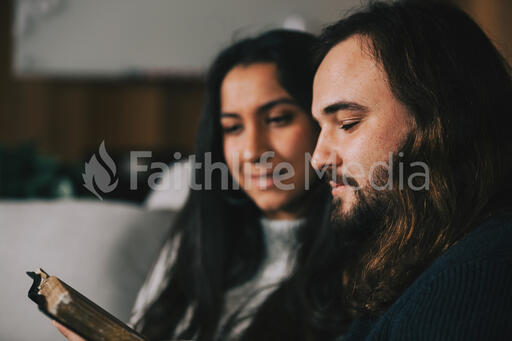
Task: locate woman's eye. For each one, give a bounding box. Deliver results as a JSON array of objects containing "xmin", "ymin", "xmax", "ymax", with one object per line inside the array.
[
  {"xmin": 222, "ymin": 124, "xmax": 242, "ymax": 134},
  {"xmin": 267, "ymin": 113, "xmax": 293, "ymax": 125},
  {"xmin": 339, "ymin": 121, "xmax": 360, "ymax": 131}
]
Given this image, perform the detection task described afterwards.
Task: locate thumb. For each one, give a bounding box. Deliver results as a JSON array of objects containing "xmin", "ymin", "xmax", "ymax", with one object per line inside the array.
[{"xmin": 52, "ymin": 320, "xmax": 86, "ymax": 341}]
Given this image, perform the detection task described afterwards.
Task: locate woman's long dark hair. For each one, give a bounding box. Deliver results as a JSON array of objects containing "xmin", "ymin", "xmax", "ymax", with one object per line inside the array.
[
  {"xmin": 135, "ymin": 30, "xmax": 346, "ymax": 341},
  {"xmin": 315, "ymin": 0, "xmax": 512, "ymax": 319}
]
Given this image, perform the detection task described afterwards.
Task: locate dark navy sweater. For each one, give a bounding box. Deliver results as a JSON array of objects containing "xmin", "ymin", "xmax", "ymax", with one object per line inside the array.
[{"xmin": 337, "ymin": 213, "xmax": 512, "ymax": 341}]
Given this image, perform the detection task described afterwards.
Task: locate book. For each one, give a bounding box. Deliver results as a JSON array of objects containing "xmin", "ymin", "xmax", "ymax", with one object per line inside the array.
[{"xmin": 27, "ymin": 268, "xmax": 147, "ymax": 341}]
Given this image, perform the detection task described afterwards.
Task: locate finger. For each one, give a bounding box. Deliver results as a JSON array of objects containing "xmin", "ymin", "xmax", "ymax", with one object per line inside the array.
[{"xmin": 52, "ymin": 320, "xmax": 86, "ymax": 341}]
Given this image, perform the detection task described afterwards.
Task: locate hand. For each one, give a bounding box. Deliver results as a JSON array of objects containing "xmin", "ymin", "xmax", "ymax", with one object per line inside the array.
[{"xmin": 53, "ymin": 320, "xmax": 87, "ymax": 341}]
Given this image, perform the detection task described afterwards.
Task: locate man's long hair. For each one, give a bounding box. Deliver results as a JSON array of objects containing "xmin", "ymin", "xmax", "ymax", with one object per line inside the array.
[{"xmin": 316, "ymin": 0, "xmax": 512, "ymax": 318}]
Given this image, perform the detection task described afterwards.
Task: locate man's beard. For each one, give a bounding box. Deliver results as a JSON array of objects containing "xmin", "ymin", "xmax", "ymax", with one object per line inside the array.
[{"xmin": 330, "ymin": 168, "xmax": 392, "ymax": 249}]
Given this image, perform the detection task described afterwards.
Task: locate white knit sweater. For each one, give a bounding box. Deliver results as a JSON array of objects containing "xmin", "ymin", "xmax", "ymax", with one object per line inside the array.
[{"xmin": 129, "ymin": 217, "xmax": 305, "ymax": 340}]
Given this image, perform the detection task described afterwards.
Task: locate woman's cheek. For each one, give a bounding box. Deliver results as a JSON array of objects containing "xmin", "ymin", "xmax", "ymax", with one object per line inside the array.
[
  {"xmin": 226, "ymin": 141, "xmax": 250, "ymax": 191},
  {"xmin": 277, "ymin": 125, "xmax": 315, "ymax": 162},
  {"xmin": 223, "ymin": 140, "xmax": 236, "ymax": 175}
]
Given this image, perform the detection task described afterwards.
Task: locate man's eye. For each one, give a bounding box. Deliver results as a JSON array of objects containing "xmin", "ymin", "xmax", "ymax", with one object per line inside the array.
[
  {"xmin": 339, "ymin": 121, "xmax": 360, "ymax": 131},
  {"xmin": 267, "ymin": 113, "xmax": 293, "ymax": 125},
  {"xmin": 222, "ymin": 125, "xmax": 242, "ymax": 134}
]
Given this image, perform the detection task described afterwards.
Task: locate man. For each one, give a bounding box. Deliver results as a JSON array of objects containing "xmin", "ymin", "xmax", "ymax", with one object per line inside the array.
[{"xmin": 311, "ymin": 0, "xmax": 512, "ymax": 340}]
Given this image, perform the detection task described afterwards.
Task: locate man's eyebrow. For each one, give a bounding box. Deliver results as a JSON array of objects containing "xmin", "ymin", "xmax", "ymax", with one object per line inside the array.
[{"xmin": 323, "ymin": 101, "xmax": 368, "ymax": 115}]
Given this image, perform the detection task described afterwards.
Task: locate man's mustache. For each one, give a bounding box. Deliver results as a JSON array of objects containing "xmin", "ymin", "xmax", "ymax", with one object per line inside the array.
[{"xmin": 324, "ymin": 169, "xmax": 360, "ymax": 188}]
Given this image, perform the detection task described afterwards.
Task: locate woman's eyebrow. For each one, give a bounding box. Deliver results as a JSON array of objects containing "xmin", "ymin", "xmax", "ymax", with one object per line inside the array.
[
  {"xmin": 257, "ymin": 98, "xmax": 298, "ymax": 114},
  {"xmin": 220, "ymin": 98, "xmax": 298, "ymax": 119},
  {"xmin": 220, "ymin": 112, "xmax": 240, "ymax": 119}
]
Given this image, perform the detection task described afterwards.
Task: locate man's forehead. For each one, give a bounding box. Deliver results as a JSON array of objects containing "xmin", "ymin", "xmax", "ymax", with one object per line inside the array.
[{"xmin": 312, "ymin": 35, "xmax": 382, "ymax": 116}]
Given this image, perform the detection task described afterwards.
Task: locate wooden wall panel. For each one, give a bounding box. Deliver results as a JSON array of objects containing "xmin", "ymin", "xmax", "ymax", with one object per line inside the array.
[{"xmin": 0, "ymin": 1, "xmax": 204, "ymax": 163}]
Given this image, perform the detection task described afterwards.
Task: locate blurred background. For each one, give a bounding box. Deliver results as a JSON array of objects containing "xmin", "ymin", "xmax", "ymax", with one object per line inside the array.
[
  {"xmin": 0, "ymin": 0, "xmax": 510, "ymax": 203},
  {"xmin": 0, "ymin": 0, "xmax": 360, "ymax": 203},
  {"xmin": 0, "ymin": 1, "xmax": 510, "ymax": 340}
]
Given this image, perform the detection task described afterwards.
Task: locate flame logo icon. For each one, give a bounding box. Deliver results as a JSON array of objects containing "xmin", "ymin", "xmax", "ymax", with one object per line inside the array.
[{"xmin": 82, "ymin": 141, "xmax": 119, "ymax": 200}]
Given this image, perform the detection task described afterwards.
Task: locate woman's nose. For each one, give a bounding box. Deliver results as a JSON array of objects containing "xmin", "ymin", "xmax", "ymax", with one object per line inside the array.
[{"xmin": 241, "ymin": 125, "xmax": 271, "ymax": 164}]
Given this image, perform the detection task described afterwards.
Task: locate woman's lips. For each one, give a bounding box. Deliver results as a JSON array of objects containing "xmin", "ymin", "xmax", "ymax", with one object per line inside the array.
[
  {"xmin": 243, "ymin": 168, "xmax": 289, "ymax": 190},
  {"xmin": 248, "ymin": 173, "xmax": 275, "ymax": 189}
]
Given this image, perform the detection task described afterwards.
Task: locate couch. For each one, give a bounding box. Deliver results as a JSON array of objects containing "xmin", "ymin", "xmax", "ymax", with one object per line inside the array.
[{"xmin": 0, "ymin": 199, "xmax": 175, "ymax": 341}]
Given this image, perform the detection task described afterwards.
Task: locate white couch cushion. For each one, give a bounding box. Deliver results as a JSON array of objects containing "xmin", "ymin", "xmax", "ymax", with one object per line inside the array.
[{"xmin": 0, "ymin": 199, "xmax": 174, "ymax": 341}]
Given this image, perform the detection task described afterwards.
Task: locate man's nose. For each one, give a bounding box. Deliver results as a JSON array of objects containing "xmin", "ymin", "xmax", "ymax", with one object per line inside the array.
[{"xmin": 311, "ymin": 130, "xmax": 339, "ymax": 171}]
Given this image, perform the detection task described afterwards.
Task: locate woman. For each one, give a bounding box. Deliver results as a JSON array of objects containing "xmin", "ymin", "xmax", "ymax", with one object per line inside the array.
[{"xmin": 56, "ymin": 30, "xmax": 346, "ymax": 341}]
